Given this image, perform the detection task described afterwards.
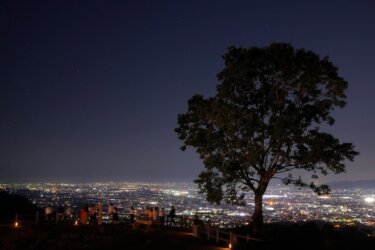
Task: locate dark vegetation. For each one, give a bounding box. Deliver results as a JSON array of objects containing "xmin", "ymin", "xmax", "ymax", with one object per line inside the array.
[
  {"xmin": 229, "ymin": 222, "xmax": 375, "ymax": 250},
  {"xmin": 0, "ymin": 191, "xmax": 41, "ymax": 223},
  {"xmin": 176, "ymin": 43, "xmax": 358, "ymax": 231},
  {"xmin": 0, "ymin": 224, "xmax": 218, "ymax": 250},
  {"xmin": 1, "ymin": 222, "xmax": 374, "ymax": 250}
]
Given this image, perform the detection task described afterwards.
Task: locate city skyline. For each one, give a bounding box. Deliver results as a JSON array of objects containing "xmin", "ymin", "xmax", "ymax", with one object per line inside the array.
[
  {"xmin": 1, "ymin": 1, "xmax": 375, "ymax": 183},
  {"xmin": 1, "ymin": 181, "xmax": 374, "ymax": 227}
]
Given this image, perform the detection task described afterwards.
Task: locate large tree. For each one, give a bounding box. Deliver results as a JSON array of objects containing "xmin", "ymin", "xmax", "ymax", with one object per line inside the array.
[{"xmin": 175, "ymin": 43, "xmax": 358, "ymax": 230}]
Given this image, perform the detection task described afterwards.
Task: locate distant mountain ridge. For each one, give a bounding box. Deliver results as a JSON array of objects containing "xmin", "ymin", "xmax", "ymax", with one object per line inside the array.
[{"xmin": 327, "ymin": 179, "xmax": 375, "ymax": 189}]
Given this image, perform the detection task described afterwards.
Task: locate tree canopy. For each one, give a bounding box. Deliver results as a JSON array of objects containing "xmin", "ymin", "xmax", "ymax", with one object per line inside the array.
[
  {"xmin": 175, "ymin": 43, "xmax": 358, "ymax": 227},
  {"xmin": 0, "ymin": 191, "xmax": 39, "ymax": 222}
]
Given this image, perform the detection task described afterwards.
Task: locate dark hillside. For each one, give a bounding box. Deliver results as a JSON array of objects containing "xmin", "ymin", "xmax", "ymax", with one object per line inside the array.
[
  {"xmin": 0, "ymin": 221, "xmax": 374, "ymax": 250},
  {"xmin": 0, "ymin": 191, "xmax": 40, "ymax": 222},
  {"xmin": 231, "ymin": 222, "xmax": 375, "ymax": 250},
  {"xmin": 0, "ymin": 224, "xmax": 223, "ymax": 250}
]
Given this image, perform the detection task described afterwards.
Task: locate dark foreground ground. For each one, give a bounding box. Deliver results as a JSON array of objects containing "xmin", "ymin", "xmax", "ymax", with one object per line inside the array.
[
  {"xmin": 0, "ymin": 224, "xmax": 225, "ymax": 250},
  {"xmin": 1, "ymin": 223, "xmax": 374, "ymax": 250},
  {"xmin": 230, "ymin": 222, "xmax": 375, "ymax": 250}
]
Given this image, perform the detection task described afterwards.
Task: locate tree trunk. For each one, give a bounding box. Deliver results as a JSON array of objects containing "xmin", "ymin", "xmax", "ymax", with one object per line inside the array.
[{"xmin": 251, "ymin": 192, "xmax": 264, "ymax": 234}]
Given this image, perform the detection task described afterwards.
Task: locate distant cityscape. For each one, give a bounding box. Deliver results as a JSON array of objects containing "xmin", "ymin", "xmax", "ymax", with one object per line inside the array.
[{"xmin": 1, "ymin": 182, "xmax": 374, "ymax": 228}]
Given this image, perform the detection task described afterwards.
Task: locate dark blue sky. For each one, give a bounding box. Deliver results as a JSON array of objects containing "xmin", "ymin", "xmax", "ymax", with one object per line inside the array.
[{"xmin": 1, "ymin": 0, "xmax": 374, "ymax": 183}]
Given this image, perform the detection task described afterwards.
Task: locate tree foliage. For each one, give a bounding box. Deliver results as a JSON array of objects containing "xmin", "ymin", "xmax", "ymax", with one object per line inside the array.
[
  {"xmin": 0, "ymin": 191, "xmax": 39, "ymax": 221},
  {"xmin": 175, "ymin": 43, "xmax": 358, "ymax": 226}
]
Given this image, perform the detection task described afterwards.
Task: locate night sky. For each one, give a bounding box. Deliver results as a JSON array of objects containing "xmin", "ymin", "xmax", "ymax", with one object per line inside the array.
[{"xmin": 1, "ymin": 0, "xmax": 374, "ymax": 183}]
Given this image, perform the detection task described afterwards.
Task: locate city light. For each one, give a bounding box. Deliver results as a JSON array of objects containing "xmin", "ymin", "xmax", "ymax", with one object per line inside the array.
[
  {"xmin": 364, "ymin": 197, "xmax": 375, "ymax": 204},
  {"xmin": 1, "ymin": 182, "xmax": 374, "ymax": 227}
]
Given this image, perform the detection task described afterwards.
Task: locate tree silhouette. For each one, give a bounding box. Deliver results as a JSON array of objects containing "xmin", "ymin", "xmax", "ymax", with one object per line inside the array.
[
  {"xmin": 175, "ymin": 43, "xmax": 358, "ymax": 231},
  {"xmin": 0, "ymin": 191, "xmax": 39, "ymax": 222}
]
